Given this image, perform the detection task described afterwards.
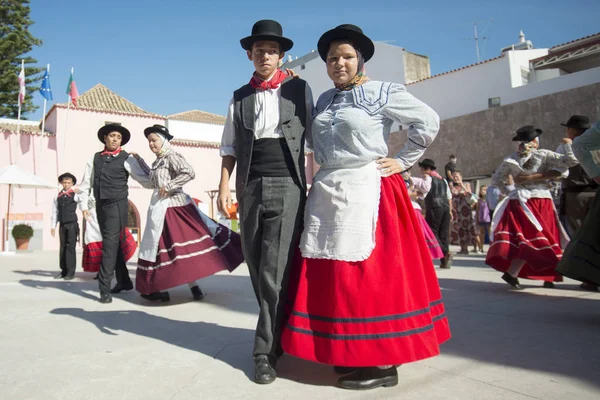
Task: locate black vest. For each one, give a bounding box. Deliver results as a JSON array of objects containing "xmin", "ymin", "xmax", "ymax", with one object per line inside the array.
[
  {"xmin": 425, "ymin": 176, "xmax": 449, "ymax": 209},
  {"xmin": 562, "ymin": 164, "xmax": 599, "ymax": 193},
  {"xmin": 93, "ymin": 151, "xmax": 129, "ymax": 200},
  {"xmin": 57, "ymin": 192, "xmax": 78, "ymax": 224},
  {"xmin": 232, "ymin": 77, "xmax": 308, "ymax": 198}
]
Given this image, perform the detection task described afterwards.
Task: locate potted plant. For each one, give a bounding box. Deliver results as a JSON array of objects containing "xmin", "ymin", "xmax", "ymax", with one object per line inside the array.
[{"xmin": 12, "ymin": 224, "xmax": 34, "ymax": 251}]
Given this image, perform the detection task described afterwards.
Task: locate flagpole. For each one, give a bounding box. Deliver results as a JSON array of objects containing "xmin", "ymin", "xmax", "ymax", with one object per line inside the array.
[
  {"xmin": 62, "ymin": 67, "xmax": 73, "ymax": 172},
  {"xmin": 15, "ymin": 59, "xmax": 24, "ymax": 165},
  {"xmin": 40, "ymin": 64, "xmax": 49, "ymax": 135},
  {"xmin": 36, "ymin": 63, "xmax": 50, "ymax": 206}
]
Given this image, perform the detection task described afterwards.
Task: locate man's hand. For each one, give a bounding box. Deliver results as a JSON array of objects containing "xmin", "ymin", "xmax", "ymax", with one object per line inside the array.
[
  {"xmin": 51, "ymin": 229, "xmax": 55, "ymax": 237},
  {"xmin": 83, "ymin": 210, "xmax": 91, "ymax": 221},
  {"xmin": 217, "ymin": 185, "xmax": 232, "ymax": 218},
  {"xmin": 561, "ymin": 138, "xmax": 573, "ymax": 145},
  {"xmin": 376, "ymin": 158, "xmax": 402, "ymax": 176},
  {"xmin": 72, "ymin": 187, "xmax": 80, "ymax": 193},
  {"xmin": 285, "ymin": 68, "xmax": 299, "ymax": 79}
]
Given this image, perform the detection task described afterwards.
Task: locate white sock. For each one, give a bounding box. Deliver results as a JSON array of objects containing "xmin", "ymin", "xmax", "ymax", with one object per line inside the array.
[{"xmin": 507, "ymin": 259, "xmax": 526, "ymax": 278}]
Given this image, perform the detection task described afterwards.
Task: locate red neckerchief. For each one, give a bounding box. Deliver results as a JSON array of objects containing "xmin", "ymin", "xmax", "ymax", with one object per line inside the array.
[
  {"xmin": 58, "ymin": 189, "xmax": 74, "ymax": 198},
  {"xmin": 100, "ymin": 147, "xmax": 122, "ymax": 156},
  {"xmin": 249, "ymin": 69, "xmax": 287, "ymax": 90}
]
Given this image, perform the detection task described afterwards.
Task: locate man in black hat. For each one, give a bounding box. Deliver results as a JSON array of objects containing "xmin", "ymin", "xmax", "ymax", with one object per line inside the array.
[
  {"xmin": 413, "ymin": 159, "xmax": 453, "ymax": 268},
  {"xmin": 51, "ymin": 172, "xmax": 82, "ymax": 280},
  {"xmin": 78, "ymin": 123, "xmax": 153, "ymax": 303},
  {"xmin": 555, "ymin": 116, "xmax": 598, "ymax": 237},
  {"xmin": 217, "ymin": 19, "xmax": 313, "ymax": 384}
]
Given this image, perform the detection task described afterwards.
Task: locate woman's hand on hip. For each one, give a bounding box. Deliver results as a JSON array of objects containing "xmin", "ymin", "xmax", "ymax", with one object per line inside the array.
[{"xmin": 376, "ymin": 158, "xmax": 403, "ymax": 177}]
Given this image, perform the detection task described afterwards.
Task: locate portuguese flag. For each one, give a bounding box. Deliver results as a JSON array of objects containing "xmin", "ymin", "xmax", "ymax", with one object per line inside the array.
[{"xmin": 66, "ymin": 68, "xmax": 79, "ymax": 106}]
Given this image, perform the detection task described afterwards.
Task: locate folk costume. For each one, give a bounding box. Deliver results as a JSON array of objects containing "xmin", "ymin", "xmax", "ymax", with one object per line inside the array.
[
  {"xmin": 556, "ymin": 116, "xmax": 598, "ymax": 237},
  {"xmin": 136, "ymin": 125, "xmax": 243, "ymax": 302},
  {"xmin": 412, "ymin": 159, "xmax": 453, "ymax": 267},
  {"xmin": 281, "ymin": 25, "xmax": 450, "ymax": 390},
  {"xmin": 79, "ymin": 124, "xmax": 153, "ymax": 303},
  {"xmin": 81, "ymin": 193, "xmax": 136, "ymax": 274},
  {"xmin": 556, "ymin": 121, "xmax": 600, "ymax": 287},
  {"xmin": 52, "ymin": 172, "xmax": 81, "ymax": 280},
  {"xmin": 220, "ymin": 19, "xmax": 313, "ymax": 384},
  {"xmin": 486, "ymin": 126, "xmax": 579, "ymax": 289}
]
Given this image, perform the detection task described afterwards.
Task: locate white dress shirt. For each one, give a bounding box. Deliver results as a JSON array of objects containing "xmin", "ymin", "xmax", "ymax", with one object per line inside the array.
[
  {"xmin": 78, "ymin": 153, "xmax": 153, "ymax": 211},
  {"xmin": 220, "ymin": 81, "xmax": 314, "ymax": 157},
  {"xmin": 411, "ymin": 175, "xmax": 452, "ymax": 200}
]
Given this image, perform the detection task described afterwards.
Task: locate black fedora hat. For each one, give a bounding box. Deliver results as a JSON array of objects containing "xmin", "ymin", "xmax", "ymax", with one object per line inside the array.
[
  {"xmin": 144, "ymin": 124, "xmax": 173, "ymax": 141},
  {"xmin": 317, "ymin": 24, "xmax": 375, "ymax": 62},
  {"xmin": 58, "ymin": 172, "xmax": 77, "ymax": 185},
  {"xmin": 512, "ymin": 125, "xmax": 542, "ymax": 142},
  {"xmin": 560, "ymin": 115, "xmax": 590, "ymax": 129},
  {"xmin": 418, "ymin": 158, "xmax": 437, "ymax": 170},
  {"xmin": 240, "ymin": 20, "xmax": 293, "ymax": 52},
  {"xmin": 97, "ymin": 124, "xmax": 131, "ymax": 146}
]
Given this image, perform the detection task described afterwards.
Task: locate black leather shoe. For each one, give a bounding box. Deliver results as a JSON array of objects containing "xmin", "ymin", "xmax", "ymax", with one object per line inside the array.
[
  {"xmin": 543, "ymin": 281, "xmax": 555, "ymax": 289},
  {"xmin": 54, "ymin": 272, "xmax": 65, "ymax": 279},
  {"xmin": 64, "ymin": 275, "xmax": 75, "ymax": 281},
  {"xmin": 440, "ymin": 253, "xmax": 453, "ymax": 269},
  {"xmin": 110, "ymin": 282, "xmax": 134, "ymax": 294},
  {"xmin": 190, "ymin": 285, "xmax": 205, "ymax": 301},
  {"xmin": 580, "ymin": 282, "xmax": 599, "ymax": 292},
  {"xmin": 99, "ymin": 293, "xmax": 112, "ymax": 304},
  {"xmin": 334, "ymin": 366, "xmax": 357, "ymax": 375},
  {"xmin": 93, "ymin": 273, "xmax": 99, "ymax": 280},
  {"xmin": 141, "ymin": 292, "xmax": 170, "ymax": 302},
  {"xmin": 254, "ymin": 356, "xmax": 276, "ymax": 384},
  {"xmin": 338, "ymin": 367, "xmax": 398, "ymax": 390},
  {"xmin": 502, "ymin": 273, "xmax": 523, "ymax": 290}
]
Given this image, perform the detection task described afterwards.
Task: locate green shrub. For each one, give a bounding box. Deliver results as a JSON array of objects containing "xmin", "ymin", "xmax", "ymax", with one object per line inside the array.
[{"xmin": 12, "ymin": 224, "xmax": 34, "ymax": 240}]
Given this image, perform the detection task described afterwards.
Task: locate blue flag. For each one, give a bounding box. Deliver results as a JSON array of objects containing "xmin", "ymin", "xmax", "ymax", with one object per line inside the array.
[{"xmin": 39, "ymin": 68, "xmax": 53, "ymax": 101}]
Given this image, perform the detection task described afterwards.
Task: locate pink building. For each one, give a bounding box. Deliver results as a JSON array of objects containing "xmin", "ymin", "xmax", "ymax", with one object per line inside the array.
[{"xmin": 1, "ymin": 84, "xmax": 230, "ymax": 251}]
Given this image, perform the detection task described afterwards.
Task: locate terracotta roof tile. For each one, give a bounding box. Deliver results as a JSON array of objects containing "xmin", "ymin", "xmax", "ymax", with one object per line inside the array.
[
  {"xmin": 0, "ymin": 122, "xmax": 52, "ymax": 135},
  {"xmin": 61, "ymin": 84, "xmax": 162, "ymax": 117},
  {"xmin": 168, "ymin": 110, "xmax": 226, "ymax": 125},
  {"xmin": 550, "ymin": 32, "xmax": 600, "ymax": 50},
  {"xmin": 170, "ymin": 138, "xmax": 220, "ymax": 148}
]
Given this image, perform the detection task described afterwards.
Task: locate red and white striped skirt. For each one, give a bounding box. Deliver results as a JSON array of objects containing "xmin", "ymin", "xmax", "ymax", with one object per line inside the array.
[
  {"xmin": 82, "ymin": 229, "xmax": 136, "ymax": 272},
  {"xmin": 486, "ymin": 198, "xmax": 564, "ymax": 282}
]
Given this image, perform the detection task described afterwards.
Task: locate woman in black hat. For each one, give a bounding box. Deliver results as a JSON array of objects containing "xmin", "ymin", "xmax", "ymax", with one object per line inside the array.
[
  {"xmin": 78, "ymin": 123, "xmax": 154, "ymax": 303},
  {"xmin": 134, "ymin": 125, "xmax": 243, "ymax": 302},
  {"xmin": 281, "ymin": 24, "xmax": 449, "ymax": 390},
  {"xmin": 486, "ymin": 126, "xmax": 579, "ymax": 290}
]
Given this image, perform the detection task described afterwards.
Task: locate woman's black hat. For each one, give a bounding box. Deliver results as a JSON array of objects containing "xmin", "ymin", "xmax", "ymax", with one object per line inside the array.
[
  {"xmin": 512, "ymin": 125, "xmax": 542, "ymax": 142},
  {"xmin": 144, "ymin": 124, "xmax": 173, "ymax": 141},
  {"xmin": 317, "ymin": 24, "xmax": 375, "ymax": 62}
]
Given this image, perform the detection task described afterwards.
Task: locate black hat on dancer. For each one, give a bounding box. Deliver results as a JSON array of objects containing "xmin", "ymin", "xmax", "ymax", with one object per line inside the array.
[
  {"xmin": 240, "ymin": 19, "xmax": 294, "ymax": 52},
  {"xmin": 58, "ymin": 172, "xmax": 77, "ymax": 185},
  {"xmin": 97, "ymin": 124, "xmax": 131, "ymax": 146},
  {"xmin": 418, "ymin": 159, "xmax": 437, "ymax": 170},
  {"xmin": 317, "ymin": 24, "xmax": 375, "ymax": 62},
  {"xmin": 512, "ymin": 125, "xmax": 542, "ymax": 143},
  {"xmin": 560, "ymin": 115, "xmax": 590, "ymax": 130},
  {"xmin": 144, "ymin": 124, "xmax": 173, "ymax": 141}
]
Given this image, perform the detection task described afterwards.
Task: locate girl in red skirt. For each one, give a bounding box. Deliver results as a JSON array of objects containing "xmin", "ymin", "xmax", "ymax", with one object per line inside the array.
[
  {"xmin": 134, "ymin": 125, "xmax": 244, "ymax": 302},
  {"xmin": 281, "ymin": 25, "xmax": 450, "ymax": 390},
  {"xmin": 486, "ymin": 126, "xmax": 578, "ymax": 289}
]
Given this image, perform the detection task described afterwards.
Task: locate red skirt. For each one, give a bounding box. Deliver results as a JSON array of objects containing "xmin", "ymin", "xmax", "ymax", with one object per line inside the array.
[
  {"xmin": 136, "ymin": 203, "xmax": 244, "ymax": 294},
  {"xmin": 82, "ymin": 229, "xmax": 136, "ymax": 272},
  {"xmin": 486, "ymin": 198, "xmax": 563, "ymax": 282},
  {"xmin": 281, "ymin": 174, "xmax": 451, "ymax": 367}
]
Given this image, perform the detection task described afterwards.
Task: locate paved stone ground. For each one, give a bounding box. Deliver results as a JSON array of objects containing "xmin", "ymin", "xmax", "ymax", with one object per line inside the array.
[{"xmin": 0, "ymin": 247, "xmax": 599, "ymax": 400}]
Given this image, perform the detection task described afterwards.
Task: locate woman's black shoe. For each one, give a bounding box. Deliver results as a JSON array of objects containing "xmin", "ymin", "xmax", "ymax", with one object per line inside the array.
[
  {"xmin": 141, "ymin": 292, "xmax": 170, "ymax": 302},
  {"xmin": 334, "ymin": 366, "xmax": 357, "ymax": 375},
  {"xmin": 543, "ymin": 281, "xmax": 555, "ymax": 289},
  {"xmin": 501, "ymin": 273, "xmax": 523, "ymax": 290},
  {"xmin": 190, "ymin": 285, "xmax": 205, "ymax": 301},
  {"xmin": 337, "ymin": 367, "xmax": 398, "ymax": 390}
]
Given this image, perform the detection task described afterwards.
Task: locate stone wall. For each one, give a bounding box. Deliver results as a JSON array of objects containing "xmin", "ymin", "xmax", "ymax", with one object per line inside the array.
[
  {"xmin": 388, "ymin": 82, "xmax": 600, "ymax": 178},
  {"xmin": 404, "ymin": 51, "xmax": 431, "ymax": 83}
]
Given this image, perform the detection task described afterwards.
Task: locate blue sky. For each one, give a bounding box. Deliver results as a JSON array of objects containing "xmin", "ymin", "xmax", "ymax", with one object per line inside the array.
[{"xmin": 24, "ymin": 0, "xmax": 600, "ymax": 121}]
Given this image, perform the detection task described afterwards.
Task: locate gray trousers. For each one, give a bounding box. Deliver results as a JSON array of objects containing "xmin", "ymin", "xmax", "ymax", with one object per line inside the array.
[
  {"xmin": 562, "ymin": 191, "xmax": 596, "ymax": 237},
  {"xmin": 238, "ymin": 177, "xmax": 305, "ymax": 359}
]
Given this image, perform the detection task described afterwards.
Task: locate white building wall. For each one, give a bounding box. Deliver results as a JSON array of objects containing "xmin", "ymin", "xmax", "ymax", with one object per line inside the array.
[
  {"xmin": 407, "ymin": 56, "xmax": 512, "ymax": 120},
  {"xmin": 166, "ymin": 119, "xmax": 223, "ymax": 143},
  {"xmin": 507, "ymin": 49, "xmax": 548, "ymax": 87}
]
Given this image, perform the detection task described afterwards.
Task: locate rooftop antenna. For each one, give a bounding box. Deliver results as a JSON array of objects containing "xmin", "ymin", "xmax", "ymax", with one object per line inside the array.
[{"xmin": 473, "ymin": 18, "xmax": 494, "ymax": 62}]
